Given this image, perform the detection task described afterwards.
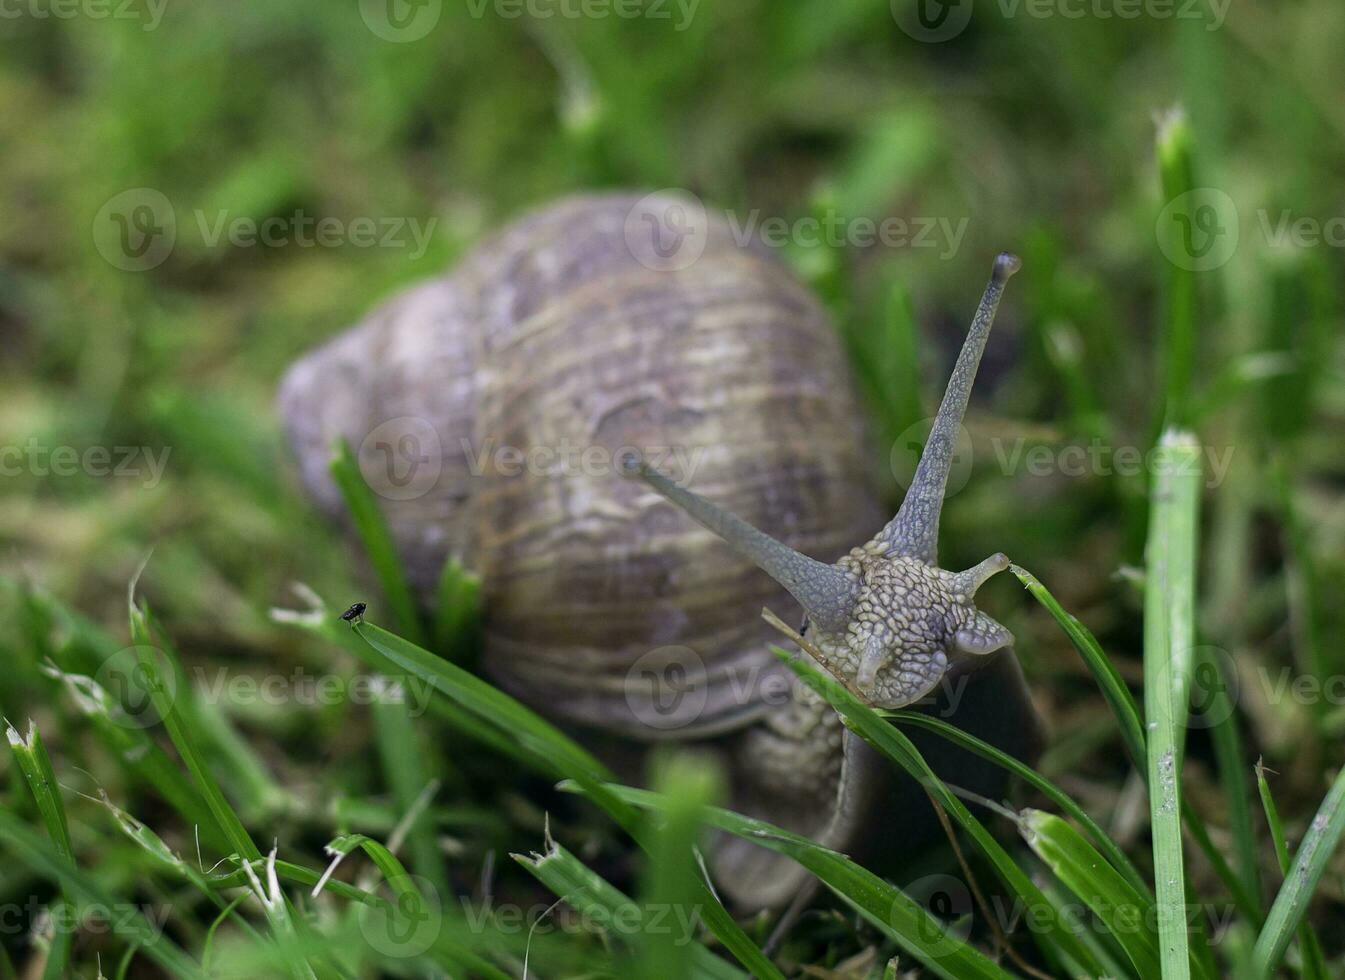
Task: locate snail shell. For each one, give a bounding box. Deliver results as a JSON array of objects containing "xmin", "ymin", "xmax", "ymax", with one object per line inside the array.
[
  {"xmin": 278, "ymin": 193, "xmax": 884, "ymax": 736},
  {"xmin": 279, "ymin": 193, "xmax": 1042, "ymax": 914}
]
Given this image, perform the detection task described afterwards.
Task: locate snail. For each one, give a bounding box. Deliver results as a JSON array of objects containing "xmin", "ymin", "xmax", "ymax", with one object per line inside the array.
[{"xmin": 277, "ymin": 192, "xmax": 1040, "ymax": 912}]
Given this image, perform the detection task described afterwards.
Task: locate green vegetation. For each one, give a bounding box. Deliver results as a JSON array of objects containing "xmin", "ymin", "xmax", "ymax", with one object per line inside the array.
[{"xmin": 3, "ymin": 2, "xmax": 1344, "ymax": 976}]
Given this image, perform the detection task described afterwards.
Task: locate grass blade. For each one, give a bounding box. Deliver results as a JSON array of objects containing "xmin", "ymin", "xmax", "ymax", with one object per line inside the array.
[
  {"xmin": 887, "ymin": 710, "xmax": 1151, "ymax": 900},
  {"xmin": 1012, "ymin": 565, "xmax": 1261, "ymax": 922},
  {"xmin": 569, "ymin": 781, "xmax": 1019, "ymax": 980},
  {"xmin": 1252, "ymin": 767, "xmax": 1345, "ymax": 978},
  {"xmin": 1143, "ymin": 429, "xmax": 1203, "ymax": 979},
  {"xmin": 1019, "ymin": 808, "xmax": 1162, "ymax": 979},
  {"xmin": 763, "ymin": 612, "xmax": 1104, "ymax": 977},
  {"xmin": 433, "ymin": 555, "xmax": 480, "ymax": 662},
  {"xmin": 1011, "ymin": 564, "xmax": 1146, "ymax": 768},
  {"xmin": 6, "ymin": 720, "xmax": 75, "ymax": 980},
  {"xmin": 637, "ymin": 754, "xmax": 722, "ymax": 980},
  {"xmin": 6, "ymin": 720, "xmax": 73, "ymax": 862},
  {"xmin": 515, "ymin": 829, "xmax": 747, "ymax": 980},
  {"xmin": 345, "ymin": 619, "xmax": 785, "ymax": 980},
  {"xmin": 1155, "ymin": 107, "xmax": 1196, "ymax": 429},
  {"xmin": 1196, "ymin": 644, "xmax": 1261, "ymax": 921},
  {"xmin": 328, "ymin": 436, "xmax": 427, "ymax": 647},
  {"xmin": 129, "ymin": 601, "xmax": 263, "ymax": 864},
  {"xmin": 329, "ymin": 439, "xmax": 453, "ymax": 892},
  {"xmin": 0, "ymin": 810, "xmax": 209, "ymax": 979},
  {"xmin": 1255, "ymin": 762, "xmax": 1327, "ymax": 980}
]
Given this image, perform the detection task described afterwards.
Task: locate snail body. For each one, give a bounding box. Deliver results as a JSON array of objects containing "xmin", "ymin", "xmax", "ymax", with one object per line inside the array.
[{"xmin": 279, "ymin": 193, "xmax": 1039, "ymax": 910}]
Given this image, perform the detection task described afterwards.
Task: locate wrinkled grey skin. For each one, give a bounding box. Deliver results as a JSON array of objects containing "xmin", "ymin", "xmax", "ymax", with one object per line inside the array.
[
  {"xmin": 630, "ymin": 253, "xmax": 1021, "ymax": 709},
  {"xmin": 627, "ymin": 254, "xmax": 1036, "ymax": 911}
]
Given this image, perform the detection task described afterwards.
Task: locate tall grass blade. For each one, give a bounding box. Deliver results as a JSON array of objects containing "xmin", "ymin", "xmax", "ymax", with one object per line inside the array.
[
  {"xmin": 1255, "ymin": 762, "xmax": 1327, "ymax": 980},
  {"xmin": 329, "ymin": 438, "xmax": 451, "ymax": 891},
  {"xmin": 328, "ymin": 436, "xmax": 427, "ymax": 647},
  {"xmin": 887, "ymin": 710, "xmax": 1151, "ymax": 899},
  {"xmin": 1252, "ymin": 767, "xmax": 1345, "ymax": 978},
  {"xmin": 0, "ymin": 810, "xmax": 209, "ymax": 979},
  {"xmin": 1143, "ymin": 429, "xmax": 1203, "ymax": 979},
  {"xmin": 1155, "ymin": 107, "xmax": 1197, "ymax": 429},
  {"xmin": 572, "ymin": 781, "xmax": 1019, "ymax": 980},
  {"xmin": 763, "ymin": 612, "xmax": 1104, "ymax": 976},
  {"xmin": 129, "ymin": 601, "xmax": 263, "ymax": 864},
  {"xmin": 1019, "ymin": 808, "xmax": 1163, "ymax": 979},
  {"xmin": 515, "ymin": 830, "xmax": 747, "ymax": 980},
  {"xmin": 345, "ymin": 620, "xmax": 784, "ymax": 979},
  {"xmin": 1011, "ymin": 564, "xmax": 1146, "ymax": 768},
  {"xmin": 637, "ymin": 753, "xmax": 722, "ymax": 980},
  {"xmin": 6, "ymin": 720, "xmax": 75, "ymax": 980}
]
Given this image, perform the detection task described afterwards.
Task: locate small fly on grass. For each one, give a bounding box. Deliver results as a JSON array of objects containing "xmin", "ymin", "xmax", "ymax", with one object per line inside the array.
[{"xmin": 340, "ymin": 602, "xmax": 367, "ymax": 626}]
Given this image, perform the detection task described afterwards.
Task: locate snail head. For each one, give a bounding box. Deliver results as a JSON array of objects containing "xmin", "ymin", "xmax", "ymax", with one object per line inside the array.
[{"xmin": 624, "ymin": 253, "xmax": 1020, "ymax": 708}]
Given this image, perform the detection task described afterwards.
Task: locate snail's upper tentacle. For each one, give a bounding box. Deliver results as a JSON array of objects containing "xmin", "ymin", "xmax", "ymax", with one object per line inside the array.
[
  {"xmin": 873, "ymin": 253, "xmax": 1021, "ymax": 564},
  {"xmin": 629, "ymin": 459, "xmax": 861, "ymax": 636}
]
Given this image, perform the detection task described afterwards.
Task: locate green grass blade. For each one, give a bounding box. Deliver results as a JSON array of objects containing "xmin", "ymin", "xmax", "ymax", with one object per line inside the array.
[
  {"xmin": 763, "ymin": 615, "xmax": 1104, "ymax": 976},
  {"xmin": 344, "ymin": 620, "xmax": 784, "ymax": 980},
  {"xmin": 887, "ymin": 710, "xmax": 1151, "ymax": 900},
  {"xmin": 1155, "ymin": 107, "xmax": 1197, "ymax": 429},
  {"xmin": 351, "ymin": 621, "xmax": 618, "ymax": 790},
  {"xmin": 514, "ymin": 830, "xmax": 747, "ymax": 980},
  {"xmin": 1252, "ymin": 767, "xmax": 1345, "ymax": 978},
  {"xmin": 1143, "ymin": 429, "xmax": 1203, "ymax": 979},
  {"xmin": 327, "ymin": 445, "xmax": 454, "ymax": 892},
  {"xmin": 1255, "ymin": 762, "xmax": 1327, "ymax": 980},
  {"xmin": 433, "ymin": 555, "xmax": 480, "ymax": 662},
  {"xmin": 1013, "ymin": 566, "xmax": 1261, "ymax": 923},
  {"xmin": 570, "ymin": 781, "xmax": 1019, "ymax": 980},
  {"xmin": 1019, "ymin": 808, "xmax": 1161, "ymax": 979},
  {"xmin": 370, "ymin": 691, "xmax": 450, "ymax": 896},
  {"xmin": 328, "ymin": 436, "xmax": 427, "ymax": 647},
  {"xmin": 1011, "ymin": 564, "xmax": 1146, "ymax": 768},
  {"xmin": 129, "ymin": 601, "xmax": 263, "ymax": 864},
  {"xmin": 637, "ymin": 754, "xmax": 721, "ymax": 980},
  {"xmin": 0, "ymin": 810, "xmax": 209, "ymax": 979},
  {"xmin": 6, "ymin": 720, "xmax": 73, "ymax": 862},
  {"xmin": 1196, "ymin": 645, "xmax": 1261, "ymax": 921},
  {"xmin": 6, "ymin": 720, "xmax": 75, "ymax": 980}
]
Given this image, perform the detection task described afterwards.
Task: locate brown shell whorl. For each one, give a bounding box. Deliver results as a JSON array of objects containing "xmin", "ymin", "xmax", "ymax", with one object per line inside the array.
[{"xmin": 277, "ymin": 192, "xmax": 884, "ymax": 736}]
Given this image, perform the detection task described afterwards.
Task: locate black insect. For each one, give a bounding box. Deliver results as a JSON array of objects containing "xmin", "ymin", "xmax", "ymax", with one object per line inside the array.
[{"xmin": 340, "ymin": 602, "xmax": 367, "ymax": 626}]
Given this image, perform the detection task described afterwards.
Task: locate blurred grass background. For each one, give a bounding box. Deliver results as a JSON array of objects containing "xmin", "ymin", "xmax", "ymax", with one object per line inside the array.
[{"xmin": 2, "ymin": 0, "xmax": 1344, "ymax": 976}]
